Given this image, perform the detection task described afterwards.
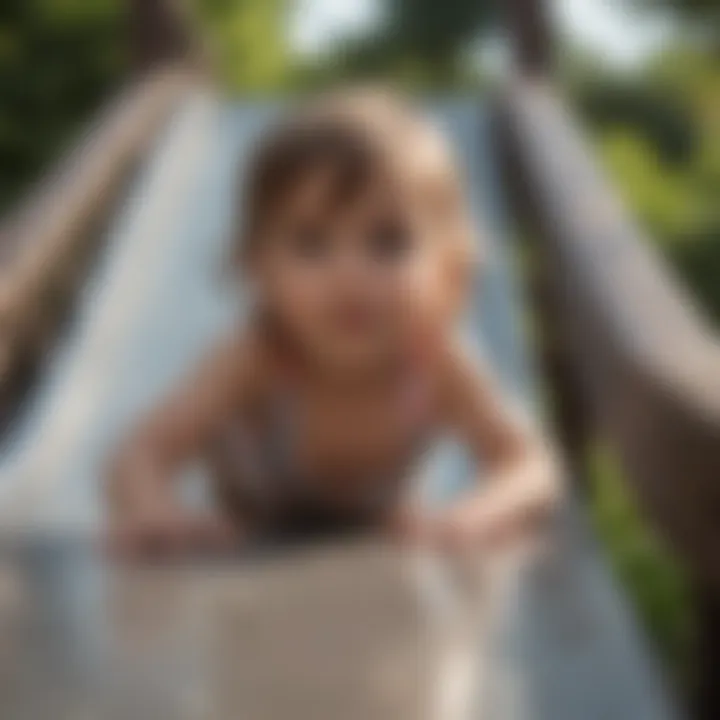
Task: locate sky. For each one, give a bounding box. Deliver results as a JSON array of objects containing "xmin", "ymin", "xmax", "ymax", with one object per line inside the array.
[{"xmin": 292, "ymin": 0, "xmax": 673, "ymax": 69}]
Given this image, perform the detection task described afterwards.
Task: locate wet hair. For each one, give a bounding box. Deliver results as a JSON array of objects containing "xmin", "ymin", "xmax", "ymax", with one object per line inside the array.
[{"xmin": 236, "ymin": 88, "xmax": 477, "ymax": 314}]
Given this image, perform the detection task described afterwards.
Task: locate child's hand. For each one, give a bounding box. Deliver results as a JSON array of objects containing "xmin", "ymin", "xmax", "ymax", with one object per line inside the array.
[
  {"xmin": 430, "ymin": 500, "xmax": 538, "ymax": 553},
  {"xmin": 383, "ymin": 501, "xmax": 486, "ymax": 551},
  {"xmin": 109, "ymin": 491, "xmax": 239, "ymax": 557},
  {"xmin": 383, "ymin": 502, "xmax": 435, "ymax": 546},
  {"xmin": 430, "ymin": 507, "xmax": 486, "ymax": 552}
]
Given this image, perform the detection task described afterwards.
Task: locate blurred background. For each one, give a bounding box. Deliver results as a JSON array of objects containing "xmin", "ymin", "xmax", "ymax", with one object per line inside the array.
[{"xmin": 0, "ymin": 0, "xmax": 717, "ymax": 698}]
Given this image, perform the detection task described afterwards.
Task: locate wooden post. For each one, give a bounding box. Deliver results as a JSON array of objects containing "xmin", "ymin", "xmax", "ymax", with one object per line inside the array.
[
  {"xmin": 503, "ymin": 0, "xmax": 554, "ymax": 75},
  {"xmin": 129, "ymin": 0, "xmax": 192, "ymax": 73}
]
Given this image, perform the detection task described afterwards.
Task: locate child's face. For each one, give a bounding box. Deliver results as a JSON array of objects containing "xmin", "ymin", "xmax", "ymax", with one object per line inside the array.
[{"xmin": 251, "ymin": 167, "xmax": 448, "ymax": 373}]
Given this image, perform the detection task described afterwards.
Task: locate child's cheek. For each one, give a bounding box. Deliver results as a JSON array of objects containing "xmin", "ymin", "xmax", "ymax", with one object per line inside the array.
[
  {"xmin": 262, "ymin": 262, "xmax": 327, "ymax": 336},
  {"xmin": 401, "ymin": 259, "xmax": 450, "ymax": 330}
]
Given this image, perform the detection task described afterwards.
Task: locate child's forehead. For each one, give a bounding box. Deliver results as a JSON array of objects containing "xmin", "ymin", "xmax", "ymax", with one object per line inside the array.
[
  {"xmin": 272, "ymin": 155, "xmax": 412, "ymax": 225},
  {"xmin": 244, "ymin": 103, "xmax": 462, "ymax": 241}
]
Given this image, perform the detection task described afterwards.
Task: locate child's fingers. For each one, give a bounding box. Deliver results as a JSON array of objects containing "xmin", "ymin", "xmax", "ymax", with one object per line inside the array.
[
  {"xmin": 106, "ymin": 503, "xmax": 243, "ymax": 558},
  {"xmin": 429, "ymin": 512, "xmax": 477, "ymax": 554},
  {"xmin": 111, "ymin": 507, "xmax": 188, "ymax": 557},
  {"xmin": 383, "ymin": 503, "xmax": 431, "ymax": 546},
  {"xmin": 105, "ymin": 513, "xmax": 161, "ymax": 557},
  {"xmin": 134, "ymin": 513, "xmax": 185, "ymax": 556},
  {"xmin": 185, "ymin": 513, "xmax": 242, "ymax": 552}
]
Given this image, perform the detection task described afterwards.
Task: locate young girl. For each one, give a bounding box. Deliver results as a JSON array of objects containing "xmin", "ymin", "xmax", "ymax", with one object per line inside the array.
[{"xmin": 108, "ymin": 89, "xmax": 559, "ymax": 554}]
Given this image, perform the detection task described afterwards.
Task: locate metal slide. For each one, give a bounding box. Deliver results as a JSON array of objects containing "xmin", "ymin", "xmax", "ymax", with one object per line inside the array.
[{"xmin": 0, "ymin": 94, "xmax": 677, "ymax": 719}]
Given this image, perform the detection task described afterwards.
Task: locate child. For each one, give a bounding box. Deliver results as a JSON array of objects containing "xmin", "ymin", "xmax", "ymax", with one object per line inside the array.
[{"xmin": 108, "ymin": 89, "xmax": 559, "ymax": 554}]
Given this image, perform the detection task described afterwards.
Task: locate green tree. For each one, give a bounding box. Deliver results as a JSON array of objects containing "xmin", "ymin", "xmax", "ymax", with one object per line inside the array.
[
  {"xmin": 570, "ymin": 41, "xmax": 720, "ymax": 323},
  {"xmin": 636, "ymin": 47, "xmax": 717, "ymax": 322},
  {"xmin": 630, "ymin": 0, "xmax": 720, "ymax": 52},
  {"xmin": 0, "ymin": 0, "xmax": 126, "ymax": 212},
  {"xmin": 194, "ymin": 0, "xmax": 290, "ymax": 92},
  {"xmin": 307, "ymin": 0, "xmax": 494, "ymax": 88},
  {"xmin": 632, "ymin": 0, "xmax": 719, "ymax": 21}
]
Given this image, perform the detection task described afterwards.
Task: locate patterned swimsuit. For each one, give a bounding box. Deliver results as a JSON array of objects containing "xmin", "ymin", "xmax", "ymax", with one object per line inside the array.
[{"xmin": 208, "ymin": 372, "xmax": 432, "ymax": 539}]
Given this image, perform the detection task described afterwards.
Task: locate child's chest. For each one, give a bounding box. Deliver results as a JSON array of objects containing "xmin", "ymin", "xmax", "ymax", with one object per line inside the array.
[{"xmin": 284, "ymin": 388, "xmax": 433, "ymax": 475}]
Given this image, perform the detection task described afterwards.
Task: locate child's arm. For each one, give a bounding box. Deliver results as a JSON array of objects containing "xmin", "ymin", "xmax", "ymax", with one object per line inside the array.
[
  {"xmin": 107, "ymin": 333, "xmax": 258, "ymax": 553},
  {"xmin": 432, "ymin": 341, "xmax": 562, "ymax": 550}
]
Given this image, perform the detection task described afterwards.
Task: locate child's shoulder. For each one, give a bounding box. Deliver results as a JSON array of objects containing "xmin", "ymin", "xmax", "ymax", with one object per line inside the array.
[
  {"xmin": 432, "ymin": 331, "xmax": 487, "ymax": 380},
  {"xmin": 429, "ymin": 332, "xmax": 497, "ymax": 411}
]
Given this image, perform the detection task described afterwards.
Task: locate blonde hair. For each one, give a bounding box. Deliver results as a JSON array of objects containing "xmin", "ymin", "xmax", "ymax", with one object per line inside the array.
[{"xmin": 238, "ymin": 88, "xmax": 477, "ymax": 316}]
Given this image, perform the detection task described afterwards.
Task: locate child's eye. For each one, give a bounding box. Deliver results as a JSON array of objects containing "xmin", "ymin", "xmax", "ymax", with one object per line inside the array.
[
  {"xmin": 289, "ymin": 225, "xmax": 330, "ymax": 260},
  {"xmin": 367, "ymin": 220, "xmax": 412, "ymax": 262}
]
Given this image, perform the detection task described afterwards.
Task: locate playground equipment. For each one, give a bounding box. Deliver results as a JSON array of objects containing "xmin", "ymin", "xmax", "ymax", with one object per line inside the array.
[{"xmin": 0, "ymin": 1, "xmax": 718, "ymax": 718}]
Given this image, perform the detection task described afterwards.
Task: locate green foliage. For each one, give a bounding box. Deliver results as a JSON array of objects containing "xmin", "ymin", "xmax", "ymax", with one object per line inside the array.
[
  {"xmin": 587, "ymin": 445, "xmax": 693, "ymax": 678},
  {"xmin": 193, "ymin": 0, "xmax": 290, "ymax": 93},
  {"xmin": 0, "ymin": 0, "xmax": 293, "ymax": 209},
  {"xmin": 578, "ymin": 43, "xmax": 720, "ymax": 324},
  {"xmin": 0, "ymin": 0, "xmax": 126, "ymax": 212},
  {"xmin": 600, "ymin": 130, "xmax": 699, "ymax": 238},
  {"xmin": 630, "ymin": 0, "xmax": 719, "ymax": 21},
  {"xmin": 576, "ymin": 82, "xmax": 695, "ymax": 164}
]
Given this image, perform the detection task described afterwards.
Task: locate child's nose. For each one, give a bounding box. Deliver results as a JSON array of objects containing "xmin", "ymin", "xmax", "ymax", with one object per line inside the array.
[{"xmin": 333, "ymin": 242, "xmax": 371, "ymax": 277}]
